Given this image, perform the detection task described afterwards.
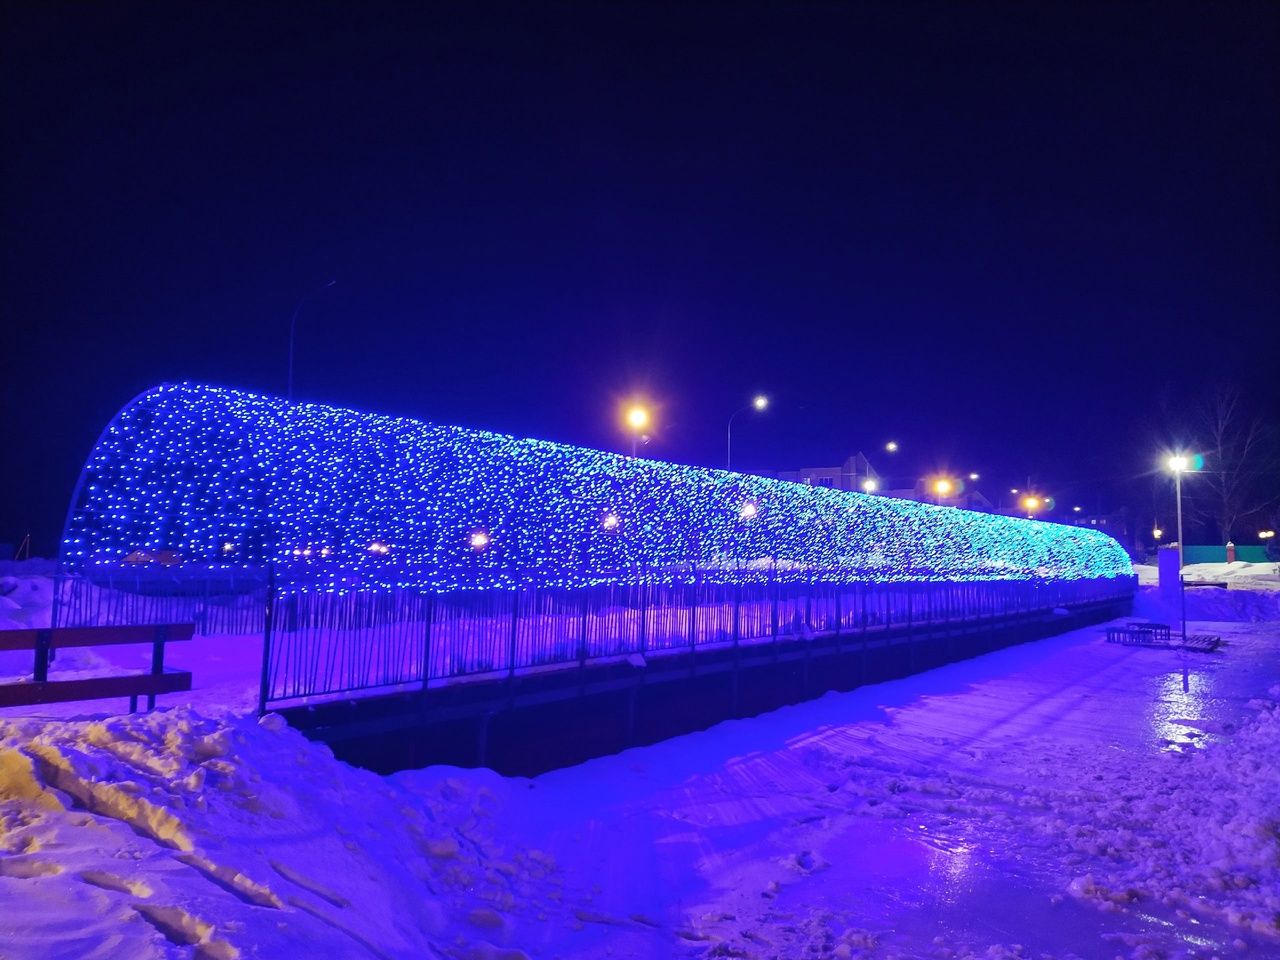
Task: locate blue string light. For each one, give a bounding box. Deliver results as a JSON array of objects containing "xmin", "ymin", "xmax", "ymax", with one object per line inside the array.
[{"xmin": 60, "ymin": 382, "xmax": 1133, "ymax": 594}]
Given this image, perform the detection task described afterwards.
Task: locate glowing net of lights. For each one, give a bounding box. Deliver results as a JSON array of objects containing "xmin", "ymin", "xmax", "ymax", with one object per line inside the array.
[{"xmin": 60, "ymin": 383, "xmax": 1133, "ymax": 594}]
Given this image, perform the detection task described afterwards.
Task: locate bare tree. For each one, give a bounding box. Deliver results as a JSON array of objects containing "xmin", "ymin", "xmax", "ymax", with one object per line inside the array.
[{"xmin": 1190, "ymin": 388, "xmax": 1280, "ymax": 542}]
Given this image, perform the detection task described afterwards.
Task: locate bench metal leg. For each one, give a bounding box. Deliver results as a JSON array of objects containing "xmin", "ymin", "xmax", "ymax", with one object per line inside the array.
[
  {"xmin": 147, "ymin": 633, "xmax": 165, "ymax": 713},
  {"xmin": 129, "ymin": 694, "xmax": 138, "ymax": 713}
]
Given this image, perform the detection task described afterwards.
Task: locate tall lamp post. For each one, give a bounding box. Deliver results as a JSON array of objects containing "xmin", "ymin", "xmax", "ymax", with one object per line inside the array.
[
  {"xmin": 624, "ymin": 404, "xmax": 651, "ymax": 457},
  {"xmin": 726, "ymin": 394, "xmax": 768, "ymax": 470},
  {"xmin": 287, "ymin": 279, "xmax": 336, "ymax": 402},
  {"xmin": 1166, "ymin": 454, "xmax": 1195, "ymax": 569}
]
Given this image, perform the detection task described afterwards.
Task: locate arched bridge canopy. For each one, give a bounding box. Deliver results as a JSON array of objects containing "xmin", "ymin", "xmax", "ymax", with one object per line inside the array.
[{"xmin": 60, "ymin": 383, "xmax": 1133, "ymax": 592}]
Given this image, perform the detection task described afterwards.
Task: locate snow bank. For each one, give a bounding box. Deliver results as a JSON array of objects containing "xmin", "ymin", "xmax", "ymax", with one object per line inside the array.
[
  {"xmin": 1134, "ymin": 583, "xmax": 1280, "ymax": 622},
  {"xmin": 0, "ymin": 576, "xmax": 53, "ymax": 631},
  {"xmin": 0, "ymin": 708, "xmax": 578, "ymax": 959},
  {"xmin": 1134, "ymin": 560, "xmax": 1280, "ymax": 592}
]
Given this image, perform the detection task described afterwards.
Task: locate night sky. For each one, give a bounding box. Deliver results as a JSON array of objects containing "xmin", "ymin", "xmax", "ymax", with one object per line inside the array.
[{"xmin": 3, "ymin": 2, "xmax": 1277, "ymax": 554}]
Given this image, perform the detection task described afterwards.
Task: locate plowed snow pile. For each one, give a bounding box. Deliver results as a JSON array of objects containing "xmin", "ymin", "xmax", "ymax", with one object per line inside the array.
[{"xmin": 0, "ymin": 709, "xmax": 568, "ymax": 959}]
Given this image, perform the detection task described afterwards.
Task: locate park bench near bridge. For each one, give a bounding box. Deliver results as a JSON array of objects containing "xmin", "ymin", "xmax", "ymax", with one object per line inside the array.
[{"xmin": 0, "ymin": 624, "xmax": 194, "ymax": 712}]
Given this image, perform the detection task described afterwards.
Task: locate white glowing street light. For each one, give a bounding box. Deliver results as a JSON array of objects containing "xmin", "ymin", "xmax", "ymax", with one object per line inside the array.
[
  {"xmin": 726, "ymin": 394, "xmax": 769, "ymax": 471},
  {"xmin": 968, "ymin": 472, "xmax": 980, "ymax": 481},
  {"xmin": 861, "ymin": 477, "xmax": 879, "ymax": 493},
  {"xmin": 885, "ymin": 441, "xmax": 899, "ymax": 453},
  {"xmin": 1165, "ymin": 453, "xmax": 1198, "ymax": 569}
]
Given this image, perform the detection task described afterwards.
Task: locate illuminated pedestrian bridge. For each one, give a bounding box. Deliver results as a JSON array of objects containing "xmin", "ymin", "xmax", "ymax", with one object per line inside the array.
[{"xmin": 57, "ymin": 382, "xmax": 1134, "ymax": 708}]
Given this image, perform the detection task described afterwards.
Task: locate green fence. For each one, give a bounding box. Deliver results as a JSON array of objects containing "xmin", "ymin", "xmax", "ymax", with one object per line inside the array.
[{"xmin": 1183, "ymin": 544, "xmax": 1271, "ymax": 564}]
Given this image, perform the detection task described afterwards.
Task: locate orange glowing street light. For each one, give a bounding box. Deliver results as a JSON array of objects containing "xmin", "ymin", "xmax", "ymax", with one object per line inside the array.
[{"xmin": 622, "ymin": 402, "xmax": 652, "ymax": 456}]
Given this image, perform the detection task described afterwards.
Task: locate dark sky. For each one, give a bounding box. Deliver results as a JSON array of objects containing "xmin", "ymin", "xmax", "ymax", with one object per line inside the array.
[{"xmin": 3, "ymin": 1, "xmax": 1277, "ymax": 554}]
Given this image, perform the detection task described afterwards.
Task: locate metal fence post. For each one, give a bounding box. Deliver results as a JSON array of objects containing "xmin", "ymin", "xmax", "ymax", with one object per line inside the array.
[
  {"xmin": 421, "ymin": 593, "xmax": 435, "ymax": 695},
  {"xmin": 507, "ymin": 586, "xmax": 522, "ymax": 680},
  {"xmin": 769, "ymin": 566, "xmax": 779, "ymax": 644},
  {"xmin": 258, "ymin": 562, "xmax": 276, "ymax": 716},
  {"xmin": 578, "ymin": 589, "xmax": 590, "ymax": 671},
  {"xmin": 688, "ymin": 570, "xmax": 699, "ymax": 656},
  {"xmin": 834, "ymin": 583, "xmax": 842, "ymax": 647},
  {"xmin": 732, "ymin": 578, "xmax": 741, "ymax": 650},
  {"xmin": 906, "ymin": 583, "xmax": 915, "ymax": 670},
  {"xmin": 638, "ymin": 570, "xmax": 649, "ymax": 657}
]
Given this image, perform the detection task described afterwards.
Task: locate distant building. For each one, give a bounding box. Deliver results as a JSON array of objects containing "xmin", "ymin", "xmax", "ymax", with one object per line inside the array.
[
  {"xmin": 896, "ymin": 480, "xmax": 995, "ymax": 513},
  {"xmin": 775, "ymin": 452, "xmax": 879, "ymax": 492},
  {"xmin": 1068, "ymin": 508, "xmax": 1134, "ymax": 554},
  {"xmin": 775, "ymin": 454, "xmax": 995, "ymax": 512}
]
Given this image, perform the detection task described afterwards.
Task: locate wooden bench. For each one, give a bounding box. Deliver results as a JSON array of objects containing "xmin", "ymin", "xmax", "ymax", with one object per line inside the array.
[
  {"xmin": 1106, "ymin": 621, "xmax": 1172, "ymax": 646},
  {"xmin": 0, "ymin": 624, "xmax": 194, "ymax": 712}
]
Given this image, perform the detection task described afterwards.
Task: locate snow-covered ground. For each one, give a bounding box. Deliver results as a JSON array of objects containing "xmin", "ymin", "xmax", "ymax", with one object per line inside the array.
[
  {"xmin": 1133, "ymin": 560, "xmax": 1280, "ymax": 591},
  {"xmin": 2, "ymin": 573, "xmax": 1279, "ymax": 959}
]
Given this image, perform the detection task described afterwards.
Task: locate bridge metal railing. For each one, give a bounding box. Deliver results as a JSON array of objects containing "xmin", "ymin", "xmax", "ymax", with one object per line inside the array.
[
  {"xmin": 254, "ymin": 570, "xmax": 1133, "ymax": 710},
  {"xmin": 50, "ymin": 566, "xmax": 1135, "ymax": 713}
]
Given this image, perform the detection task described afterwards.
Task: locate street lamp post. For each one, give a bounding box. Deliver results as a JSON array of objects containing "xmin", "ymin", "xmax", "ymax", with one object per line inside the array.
[
  {"xmin": 726, "ymin": 395, "xmax": 768, "ymax": 471},
  {"xmin": 624, "ymin": 404, "xmax": 651, "ymax": 457},
  {"xmin": 287, "ymin": 279, "xmax": 336, "ymax": 402},
  {"xmin": 1166, "ymin": 454, "xmax": 1191, "ymax": 569}
]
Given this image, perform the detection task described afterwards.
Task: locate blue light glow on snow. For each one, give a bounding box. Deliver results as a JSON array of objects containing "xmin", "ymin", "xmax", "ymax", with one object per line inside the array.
[{"xmin": 60, "ymin": 382, "xmax": 1133, "ymax": 592}]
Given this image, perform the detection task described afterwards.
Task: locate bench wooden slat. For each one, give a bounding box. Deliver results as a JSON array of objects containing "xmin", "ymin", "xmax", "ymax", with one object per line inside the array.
[
  {"xmin": 0, "ymin": 624, "xmax": 195, "ymax": 651},
  {"xmin": 0, "ymin": 631, "xmax": 40, "ymax": 652},
  {"xmin": 0, "ymin": 670, "xmax": 192, "ymax": 708}
]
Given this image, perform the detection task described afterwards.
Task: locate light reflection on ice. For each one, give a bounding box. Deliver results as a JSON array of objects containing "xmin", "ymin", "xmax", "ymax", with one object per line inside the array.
[
  {"xmin": 921, "ymin": 833, "xmax": 975, "ymax": 904},
  {"xmin": 1148, "ymin": 667, "xmax": 1211, "ymax": 751}
]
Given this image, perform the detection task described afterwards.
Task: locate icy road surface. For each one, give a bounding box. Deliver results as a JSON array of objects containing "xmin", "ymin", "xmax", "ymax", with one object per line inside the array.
[
  {"xmin": 2, "ymin": 589, "xmax": 1278, "ymax": 959},
  {"xmin": 412, "ymin": 613, "xmax": 1278, "ymax": 959}
]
